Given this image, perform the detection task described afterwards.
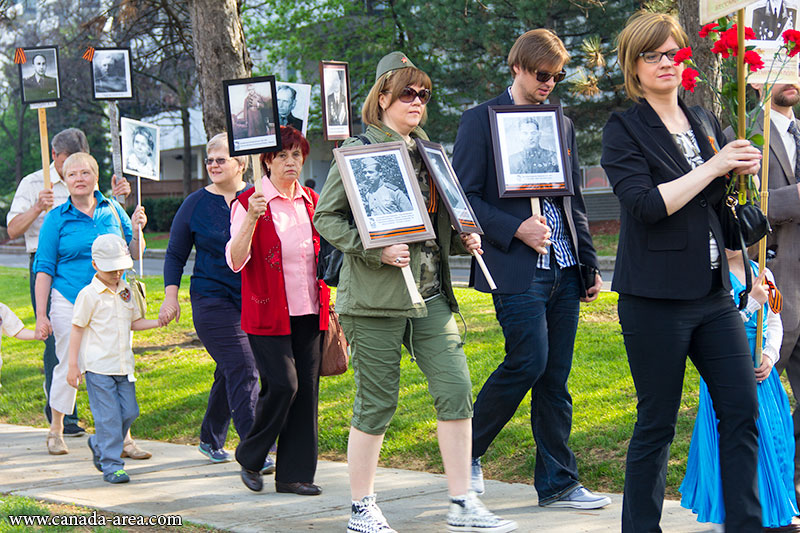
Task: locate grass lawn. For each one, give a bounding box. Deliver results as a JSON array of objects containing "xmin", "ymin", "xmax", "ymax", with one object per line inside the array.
[
  {"xmin": 0, "ymin": 265, "xmax": 703, "ymax": 498},
  {"xmin": 142, "ymin": 232, "xmax": 169, "ymax": 250},
  {"xmin": 0, "ymin": 494, "xmax": 219, "ymax": 532}
]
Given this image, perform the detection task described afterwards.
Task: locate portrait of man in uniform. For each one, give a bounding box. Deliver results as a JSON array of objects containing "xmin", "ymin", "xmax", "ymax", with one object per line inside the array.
[
  {"xmin": 356, "ymin": 156, "xmax": 412, "ymax": 217},
  {"xmin": 508, "ymin": 117, "xmax": 559, "ymax": 175},
  {"xmin": 20, "ymin": 48, "xmax": 60, "ymax": 103},
  {"xmin": 753, "ymin": 0, "xmax": 798, "ymax": 41}
]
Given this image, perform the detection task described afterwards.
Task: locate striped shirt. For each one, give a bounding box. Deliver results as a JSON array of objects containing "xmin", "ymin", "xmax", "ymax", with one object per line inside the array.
[{"xmin": 537, "ymin": 198, "xmax": 577, "ymax": 270}]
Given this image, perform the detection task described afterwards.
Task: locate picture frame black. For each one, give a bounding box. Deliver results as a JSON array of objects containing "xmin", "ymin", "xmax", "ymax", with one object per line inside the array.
[
  {"xmin": 222, "ymin": 75, "xmax": 281, "ymax": 156},
  {"xmin": 488, "ymin": 104, "xmax": 573, "ymax": 198},
  {"xmin": 19, "ymin": 46, "xmax": 61, "ymax": 105},
  {"xmin": 320, "ymin": 60, "xmax": 352, "ymax": 141},
  {"xmin": 415, "ymin": 139, "xmax": 483, "ymax": 235},
  {"xmin": 332, "ymin": 142, "xmax": 435, "ymax": 249},
  {"xmin": 91, "ymin": 47, "xmax": 134, "ymax": 100}
]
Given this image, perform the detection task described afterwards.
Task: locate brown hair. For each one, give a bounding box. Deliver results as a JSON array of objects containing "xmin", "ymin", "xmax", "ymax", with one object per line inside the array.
[
  {"xmin": 617, "ymin": 11, "xmax": 689, "ymax": 101},
  {"xmin": 507, "ymin": 29, "xmax": 569, "ymax": 77},
  {"xmin": 361, "ymin": 67, "xmax": 432, "ymax": 127}
]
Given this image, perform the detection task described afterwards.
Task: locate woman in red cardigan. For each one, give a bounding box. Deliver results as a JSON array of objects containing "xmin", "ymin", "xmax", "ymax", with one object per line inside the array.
[{"xmin": 226, "ymin": 126, "xmax": 330, "ymax": 495}]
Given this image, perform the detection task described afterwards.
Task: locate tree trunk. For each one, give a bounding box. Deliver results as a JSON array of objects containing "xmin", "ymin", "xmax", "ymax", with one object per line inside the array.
[
  {"xmin": 679, "ymin": 0, "xmax": 722, "ymax": 120},
  {"xmin": 188, "ymin": 0, "xmax": 252, "ymax": 137},
  {"xmin": 181, "ymin": 105, "xmax": 193, "ymax": 196}
]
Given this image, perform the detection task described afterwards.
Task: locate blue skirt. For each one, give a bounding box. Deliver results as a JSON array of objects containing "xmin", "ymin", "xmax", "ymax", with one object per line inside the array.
[{"xmin": 680, "ymin": 371, "xmax": 798, "ymax": 527}]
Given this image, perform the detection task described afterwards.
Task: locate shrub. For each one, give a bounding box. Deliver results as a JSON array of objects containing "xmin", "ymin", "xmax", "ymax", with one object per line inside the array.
[{"xmin": 125, "ymin": 197, "xmax": 184, "ymax": 233}]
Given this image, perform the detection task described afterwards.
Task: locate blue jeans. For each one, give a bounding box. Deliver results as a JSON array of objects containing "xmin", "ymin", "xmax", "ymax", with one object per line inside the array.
[
  {"xmin": 472, "ymin": 263, "xmax": 581, "ymax": 503},
  {"xmin": 85, "ymin": 372, "xmax": 139, "ymax": 475},
  {"xmin": 30, "ymin": 254, "xmax": 77, "ymax": 426}
]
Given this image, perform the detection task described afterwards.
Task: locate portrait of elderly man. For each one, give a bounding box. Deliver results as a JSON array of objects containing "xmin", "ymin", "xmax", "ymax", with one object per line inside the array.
[
  {"xmin": 753, "ymin": 0, "xmax": 797, "ymax": 41},
  {"xmin": 324, "ymin": 69, "xmax": 348, "ymax": 127},
  {"xmin": 93, "ymin": 53, "xmax": 127, "ymax": 94},
  {"xmin": 276, "ymin": 85, "xmax": 304, "ymax": 131},
  {"xmin": 242, "ymin": 84, "xmax": 271, "ymax": 138},
  {"xmin": 507, "ymin": 117, "xmax": 559, "ymax": 175},
  {"xmin": 23, "ymin": 53, "xmax": 59, "ymax": 102},
  {"xmin": 357, "ymin": 156, "xmax": 412, "ymax": 217}
]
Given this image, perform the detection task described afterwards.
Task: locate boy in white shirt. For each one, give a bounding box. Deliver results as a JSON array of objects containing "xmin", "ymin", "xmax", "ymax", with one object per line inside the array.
[
  {"xmin": 66, "ymin": 234, "xmax": 168, "ymax": 483},
  {"xmin": 1, "ymin": 302, "xmax": 38, "ymax": 387}
]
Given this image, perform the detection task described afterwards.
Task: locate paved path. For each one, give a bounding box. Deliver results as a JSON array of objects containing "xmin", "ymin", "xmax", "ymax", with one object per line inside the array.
[{"xmin": 0, "ymin": 423, "xmax": 710, "ymax": 532}]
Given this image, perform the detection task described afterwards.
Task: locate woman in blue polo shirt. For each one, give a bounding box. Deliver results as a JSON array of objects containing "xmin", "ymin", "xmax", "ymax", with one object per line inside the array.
[{"xmin": 34, "ymin": 152, "xmax": 146, "ymax": 456}]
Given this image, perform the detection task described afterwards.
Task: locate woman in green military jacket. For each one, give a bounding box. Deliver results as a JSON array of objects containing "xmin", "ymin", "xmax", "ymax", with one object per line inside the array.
[{"xmin": 314, "ymin": 52, "xmax": 517, "ymax": 533}]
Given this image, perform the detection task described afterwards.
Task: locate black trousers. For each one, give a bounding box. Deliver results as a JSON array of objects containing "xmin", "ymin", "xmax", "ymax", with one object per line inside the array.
[
  {"xmin": 619, "ymin": 285, "xmax": 761, "ymax": 533},
  {"xmin": 236, "ymin": 315, "xmax": 322, "ymax": 484}
]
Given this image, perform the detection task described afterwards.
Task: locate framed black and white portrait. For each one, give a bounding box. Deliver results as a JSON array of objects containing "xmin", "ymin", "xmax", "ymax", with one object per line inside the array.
[
  {"xmin": 488, "ymin": 104, "xmax": 572, "ymax": 198},
  {"xmin": 223, "ymin": 76, "xmax": 281, "ymax": 156},
  {"xmin": 746, "ymin": 0, "xmax": 800, "ymax": 84},
  {"xmin": 121, "ymin": 117, "xmax": 160, "ymax": 181},
  {"xmin": 19, "ymin": 46, "xmax": 61, "ymax": 105},
  {"xmin": 276, "ymin": 81, "xmax": 311, "ymax": 137},
  {"xmin": 333, "ymin": 142, "xmax": 435, "ymax": 248},
  {"xmin": 91, "ymin": 48, "xmax": 133, "ymax": 100},
  {"xmin": 416, "ymin": 139, "xmax": 483, "ymax": 234},
  {"xmin": 320, "ymin": 61, "xmax": 352, "ymax": 141}
]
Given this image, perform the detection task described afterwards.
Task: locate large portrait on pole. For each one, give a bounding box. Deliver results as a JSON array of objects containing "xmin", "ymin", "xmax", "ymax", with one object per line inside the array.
[
  {"xmin": 415, "ymin": 139, "xmax": 483, "ymax": 234},
  {"xmin": 121, "ymin": 117, "xmax": 160, "ymax": 181},
  {"xmin": 488, "ymin": 104, "xmax": 573, "ymax": 198},
  {"xmin": 333, "ymin": 142, "xmax": 435, "ymax": 248},
  {"xmin": 320, "ymin": 61, "xmax": 352, "ymax": 141},
  {"xmin": 276, "ymin": 81, "xmax": 311, "ymax": 137},
  {"xmin": 91, "ymin": 48, "xmax": 133, "ymax": 100},
  {"xmin": 746, "ymin": 0, "xmax": 800, "ymax": 84},
  {"xmin": 19, "ymin": 46, "xmax": 61, "ymax": 104},
  {"xmin": 223, "ymin": 76, "xmax": 281, "ymax": 156}
]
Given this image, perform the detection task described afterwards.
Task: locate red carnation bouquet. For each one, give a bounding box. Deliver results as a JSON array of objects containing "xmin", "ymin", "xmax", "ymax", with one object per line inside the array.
[{"xmin": 674, "ymin": 18, "xmax": 800, "ymax": 200}]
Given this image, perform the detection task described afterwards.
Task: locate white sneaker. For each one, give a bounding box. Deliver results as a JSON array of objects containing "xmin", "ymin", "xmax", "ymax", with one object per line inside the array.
[
  {"xmin": 471, "ymin": 457, "xmax": 485, "ymax": 495},
  {"xmin": 447, "ymin": 492, "xmax": 518, "ymax": 532},
  {"xmin": 710, "ymin": 524, "xmax": 725, "ymax": 533},
  {"xmin": 541, "ymin": 485, "xmax": 611, "ymax": 509},
  {"xmin": 347, "ymin": 494, "xmax": 396, "ymax": 533}
]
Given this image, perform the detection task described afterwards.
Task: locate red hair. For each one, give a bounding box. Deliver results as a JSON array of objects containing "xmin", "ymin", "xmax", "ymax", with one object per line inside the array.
[{"xmin": 260, "ymin": 126, "xmax": 310, "ymax": 175}]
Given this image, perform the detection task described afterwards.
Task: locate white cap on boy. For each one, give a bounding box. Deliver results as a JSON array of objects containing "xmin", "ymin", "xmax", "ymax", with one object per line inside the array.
[{"xmin": 91, "ymin": 234, "xmax": 133, "ymax": 272}]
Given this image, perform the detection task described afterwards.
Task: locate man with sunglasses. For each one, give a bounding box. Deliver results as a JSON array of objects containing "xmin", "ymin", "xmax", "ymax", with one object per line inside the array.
[{"xmin": 452, "ymin": 28, "xmax": 606, "ymax": 510}]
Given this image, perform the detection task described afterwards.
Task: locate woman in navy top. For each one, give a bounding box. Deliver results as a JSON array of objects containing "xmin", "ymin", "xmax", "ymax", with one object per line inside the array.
[{"xmin": 159, "ymin": 133, "xmax": 262, "ymax": 469}]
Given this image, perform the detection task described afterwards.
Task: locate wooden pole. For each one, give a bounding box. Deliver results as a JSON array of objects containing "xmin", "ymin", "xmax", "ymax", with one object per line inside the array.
[
  {"xmin": 530, "ymin": 197, "xmax": 541, "ymax": 217},
  {"xmin": 37, "ymin": 108, "xmax": 51, "ymax": 197},
  {"xmin": 737, "ymin": 9, "xmax": 748, "ymax": 204},
  {"xmin": 250, "ymin": 154, "xmax": 263, "ymax": 194},
  {"xmin": 137, "ymin": 176, "xmax": 144, "ymax": 276},
  {"xmin": 400, "ymin": 265, "xmax": 423, "ymax": 305},
  {"xmin": 108, "ymin": 101, "xmax": 127, "ymax": 204},
  {"xmin": 754, "ymin": 99, "xmax": 772, "ymax": 368},
  {"xmin": 473, "ymin": 251, "xmax": 497, "ymax": 291}
]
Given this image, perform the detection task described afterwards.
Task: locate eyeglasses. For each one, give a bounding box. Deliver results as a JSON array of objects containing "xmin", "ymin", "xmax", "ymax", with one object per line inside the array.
[
  {"xmin": 534, "ymin": 70, "xmax": 567, "ymax": 83},
  {"xmin": 387, "ymin": 86, "xmax": 432, "ymax": 104},
  {"xmin": 204, "ymin": 157, "xmax": 230, "ymax": 166},
  {"xmin": 639, "ymin": 49, "xmax": 680, "ymax": 64}
]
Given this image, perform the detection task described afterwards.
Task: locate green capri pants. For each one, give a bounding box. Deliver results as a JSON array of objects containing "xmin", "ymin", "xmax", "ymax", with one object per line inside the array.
[{"xmin": 339, "ymin": 295, "xmax": 473, "ymax": 435}]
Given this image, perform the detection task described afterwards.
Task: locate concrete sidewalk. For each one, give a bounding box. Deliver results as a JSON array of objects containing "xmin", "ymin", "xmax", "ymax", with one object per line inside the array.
[{"xmin": 0, "ymin": 424, "xmax": 710, "ymax": 532}]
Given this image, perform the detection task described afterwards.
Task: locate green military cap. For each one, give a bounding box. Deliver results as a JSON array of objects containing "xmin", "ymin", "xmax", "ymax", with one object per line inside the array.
[{"xmin": 375, "ymin": 51, "xmax": 417, "ymax": 82}]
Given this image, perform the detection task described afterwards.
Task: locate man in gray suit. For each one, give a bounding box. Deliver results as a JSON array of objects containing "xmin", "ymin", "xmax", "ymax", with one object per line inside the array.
[{"xmin": 749, "ymin": 82, "xmax": 800, "ymax": 503}]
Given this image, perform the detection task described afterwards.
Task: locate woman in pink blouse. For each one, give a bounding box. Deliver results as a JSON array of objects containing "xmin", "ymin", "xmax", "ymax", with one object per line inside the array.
[{"xmin": 226, "ymin": 126, "xmax": 330, "ymax": 495}]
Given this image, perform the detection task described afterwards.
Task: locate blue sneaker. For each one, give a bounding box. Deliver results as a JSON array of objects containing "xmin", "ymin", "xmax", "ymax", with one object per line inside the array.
[
  {"xmin": 104, "ymin": 469, "xmax": 130, "ymax": 484},
  {"xmin": 87, "ymin": 437, "xmax": 102, "ymax": 472},
  {"xmin": 260, "ymin": 455, "xmax": 276, "ymax": 475},
  {"xmin": 470, "ymin": 457, "xmax": 485, "ymax": 495},
  {"xmin": 198, "ymin": 442, "xmax": 231, "ymax": 463}
]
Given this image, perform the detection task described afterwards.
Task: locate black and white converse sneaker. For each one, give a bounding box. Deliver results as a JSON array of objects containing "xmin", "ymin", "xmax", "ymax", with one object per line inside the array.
[
  {"xmin": 447, "ymin": 492, "xmax": 517, "ymax": 532},
  {"xmin": 347, "ymin": 494, "xmax": 397, "ymax": 533}
]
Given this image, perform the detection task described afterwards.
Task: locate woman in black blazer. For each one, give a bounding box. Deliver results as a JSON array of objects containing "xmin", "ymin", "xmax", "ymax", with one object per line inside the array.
[{"xmin": 601, "ymin": 12, "xmax": 764, "ymax": 533}]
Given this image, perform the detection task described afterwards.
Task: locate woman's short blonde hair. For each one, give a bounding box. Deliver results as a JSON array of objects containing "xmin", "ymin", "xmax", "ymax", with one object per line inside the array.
[
  {"xmin": 206, "ymin": 132, "xmax": 249, "ymax": 169},
  {"xmin": 617, "ymin": 11, "xmax": 689, "ymax": 101},
  {"xmin": 361, "ymin": 67, "xmax": 432, "ymax": 127},
  {"xmin": 62, "ymin": 152, "xmax": 99, "ymax": 179}
]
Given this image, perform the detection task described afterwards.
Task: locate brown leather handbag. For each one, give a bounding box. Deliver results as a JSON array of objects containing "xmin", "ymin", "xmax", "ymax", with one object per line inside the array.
[{"xmin": 320, "ymin": 304, "xmax": 348, "ymax": 377}]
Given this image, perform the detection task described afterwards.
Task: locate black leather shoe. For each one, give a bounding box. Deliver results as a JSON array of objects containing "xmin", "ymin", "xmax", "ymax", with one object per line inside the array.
[
  {"xmin": 240, "ymin": 468, "xmax": 263, "ymax": 492},
  {"xmin": 275, "ymin": 481, "xmax": 322, "ymax": 495}
]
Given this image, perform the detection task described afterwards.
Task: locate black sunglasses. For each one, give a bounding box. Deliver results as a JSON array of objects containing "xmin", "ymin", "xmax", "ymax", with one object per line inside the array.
[
  {"xmin": 204, "ymin": 157, "xmax": 230, "ymax": 166},
  {"xmin": 389, "ymin": 86, "xmax": 432, "ymax": 104},
  {"xmin": 534, "ymin": 70, "xmax": 566, "ymax": 83}
]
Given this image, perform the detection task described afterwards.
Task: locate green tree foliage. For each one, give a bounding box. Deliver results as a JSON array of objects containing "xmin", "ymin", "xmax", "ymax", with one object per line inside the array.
[{"xmin": 245, "ymin": 0, "xmax": 638, "ymax": 163}]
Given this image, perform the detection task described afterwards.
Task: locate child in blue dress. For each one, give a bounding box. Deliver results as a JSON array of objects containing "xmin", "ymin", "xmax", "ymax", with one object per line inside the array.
[{"xmin": 680, "ymin": 247, "xmax": 798, "ymax": 531}]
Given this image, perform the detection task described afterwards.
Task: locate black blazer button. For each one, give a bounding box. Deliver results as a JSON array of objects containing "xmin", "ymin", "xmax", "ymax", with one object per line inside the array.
[{"xmin": 699, "ymin": 199, "xmax": 708, "ymax": 208}]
